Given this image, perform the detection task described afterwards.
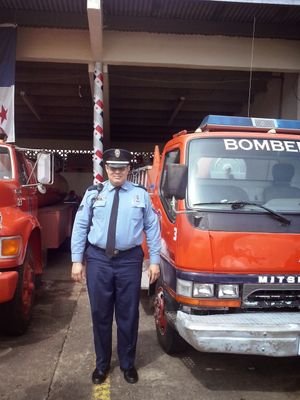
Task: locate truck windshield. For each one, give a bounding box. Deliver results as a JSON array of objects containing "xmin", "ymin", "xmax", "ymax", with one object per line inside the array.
[
  {"xmin": 188, "ymin": 137, "xmax": 300, "ymax": 213},
  {"xmin": 0, "ymin": 147, "xmax": 12, "ymax": 180}
]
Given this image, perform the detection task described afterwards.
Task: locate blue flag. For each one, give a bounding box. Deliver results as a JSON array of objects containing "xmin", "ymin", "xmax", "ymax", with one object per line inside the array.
[{"xmin": 0, "ymin": 26, "xmax": 17, "ymax": 142}]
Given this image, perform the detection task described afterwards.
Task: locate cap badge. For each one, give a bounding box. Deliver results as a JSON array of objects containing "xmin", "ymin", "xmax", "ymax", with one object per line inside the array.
[{"xmin": 115, "ymin": 149, "xmax": 120, "ymax": 158}]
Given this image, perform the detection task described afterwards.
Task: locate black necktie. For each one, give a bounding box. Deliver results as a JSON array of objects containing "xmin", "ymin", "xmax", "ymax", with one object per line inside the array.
[{"xmin": 105, "ymin": 186, "xmax": 121, "ymax": 257}]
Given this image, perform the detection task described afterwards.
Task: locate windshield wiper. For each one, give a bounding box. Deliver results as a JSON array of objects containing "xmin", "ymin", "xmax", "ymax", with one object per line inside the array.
[
  {"xmin": 229, "ymin": 201, "xmax": 291, "ymax": 225},
  {"xmin": 192, "ymin": 200, "xmax": 291, "ymax": 225},
  {"xmin": 193, "ymin": 201, "xmax": 232, "ymax": 206}
]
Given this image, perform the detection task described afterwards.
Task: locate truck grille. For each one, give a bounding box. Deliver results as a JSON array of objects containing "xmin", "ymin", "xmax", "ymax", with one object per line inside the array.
[{"xmin": 243, "ymin": 284, "xmax": 300, "ymax": 309}]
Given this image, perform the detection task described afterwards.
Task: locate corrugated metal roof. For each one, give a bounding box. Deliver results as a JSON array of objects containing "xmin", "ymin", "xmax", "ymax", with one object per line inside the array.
[
  {"xmin": 0, "ymin": 0, "xmax": 299, "ymax": 38},
  {"xmin": 103, "ymin": 0, "xmax": 300, "ymax": 22},
  {"xmin": 102, "ymin": 0, "xmax": 300, "ymax": 39},
  {"xmin": 0, "ymin": 0, "xmax": 88, "ymax": 29},
  {"xmin": 0, "ymin": 0, "xmax": 86, "ymax": 13}
]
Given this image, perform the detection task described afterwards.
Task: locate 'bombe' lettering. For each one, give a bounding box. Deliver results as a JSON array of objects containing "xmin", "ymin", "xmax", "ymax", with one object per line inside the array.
[{"xmin": 224, "ymin": 139, "xmax": 300, "ymax": 153}]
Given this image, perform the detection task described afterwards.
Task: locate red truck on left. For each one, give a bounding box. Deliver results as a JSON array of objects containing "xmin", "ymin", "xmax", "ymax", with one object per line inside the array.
[{"xmin": 0, "ymin": 142, "xmax": 74, "ymax": 335}]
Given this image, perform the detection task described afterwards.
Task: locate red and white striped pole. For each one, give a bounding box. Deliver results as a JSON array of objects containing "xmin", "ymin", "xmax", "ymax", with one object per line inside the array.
[{"xmin": 93, "ymin": 62, "xmax": 104, "ymax": 184}]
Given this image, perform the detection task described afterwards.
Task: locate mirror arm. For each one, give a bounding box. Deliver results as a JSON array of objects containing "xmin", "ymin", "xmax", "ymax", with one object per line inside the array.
[
  {"xmin": 20, "ymin": 182, "xmax": 47, "ymax": 195},
  {"xmin": 20, "ymin": 183, "xmax": 39, "ymax": 188}
]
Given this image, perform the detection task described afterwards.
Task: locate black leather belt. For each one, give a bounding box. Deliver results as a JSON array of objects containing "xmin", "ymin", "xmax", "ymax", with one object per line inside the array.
[{"xmin": 89, "ymin": 243, "xmax": 140, "ymax": 257}]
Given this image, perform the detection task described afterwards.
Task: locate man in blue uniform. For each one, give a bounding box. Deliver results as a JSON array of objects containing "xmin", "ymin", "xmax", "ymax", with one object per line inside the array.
[{"xmin": 71, "ymin": 148, "xmax": 161, "ymax": 385}]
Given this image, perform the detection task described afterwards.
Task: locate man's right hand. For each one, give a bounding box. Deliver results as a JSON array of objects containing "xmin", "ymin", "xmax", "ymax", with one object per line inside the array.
[{"xmin": 71, "ymin": 262, "xmax": 85, "ymax": 283}]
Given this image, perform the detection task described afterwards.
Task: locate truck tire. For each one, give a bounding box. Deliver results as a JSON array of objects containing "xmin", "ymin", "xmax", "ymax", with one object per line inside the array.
[
  {"xmin": 154, "ymin": 277, "xmax": 187, "ymax": 354},
  {"xmin": 2, "ymin": 246, "xmax": 35, "ymax": 335}
]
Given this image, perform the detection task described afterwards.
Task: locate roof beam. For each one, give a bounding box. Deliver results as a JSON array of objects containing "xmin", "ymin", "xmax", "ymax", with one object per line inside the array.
[
  {"xmin": 87, "ymin": 0, "xmax": 103, "ymax": 61},
  {"xmin": 15, "ymin": 28, "xmax": 300, "ymax": 73},
  {"xmin": 109, "ymin": 76, "xmax": 268, "ymax": 91},
  {"xmin": 109, "ymin": 87, "xmax": 255, "ymax": 102},
  {"xmin": 104, "ymin": 31, "xmax": 300, "ymax": 73},
  {"xmin": 17, "ymin": 27, "xmax": 92, "ymax": 63}
]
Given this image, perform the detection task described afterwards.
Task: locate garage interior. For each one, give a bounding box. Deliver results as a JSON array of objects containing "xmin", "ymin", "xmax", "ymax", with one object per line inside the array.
[
  {"xmin": 1, "ymin": 0, "xmax": 300, "ymax": 149},
  {"xmin": 15, "ymin": 62, "xmax": 274, "ymax": 144}
]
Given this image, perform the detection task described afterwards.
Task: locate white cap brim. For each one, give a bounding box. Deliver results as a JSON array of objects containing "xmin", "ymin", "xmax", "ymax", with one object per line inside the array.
[{"xmin": 106, "ymin": 161, "xmax": 129, "ymax": 168}]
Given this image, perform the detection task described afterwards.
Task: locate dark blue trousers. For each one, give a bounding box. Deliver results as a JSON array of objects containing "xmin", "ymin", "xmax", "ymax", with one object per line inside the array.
[{"xmin": 85, "ymin": 244, "xmax": 143, "ymax": 372}]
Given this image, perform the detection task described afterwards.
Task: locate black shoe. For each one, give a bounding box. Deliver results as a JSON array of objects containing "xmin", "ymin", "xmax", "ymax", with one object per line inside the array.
[
  {"xmin": 123, "ymin": 367, "xmax": 138, "ymax": 384},
  {"xmin": 92, "ymin": 368, "xmax": 108, "ymax": 385}
]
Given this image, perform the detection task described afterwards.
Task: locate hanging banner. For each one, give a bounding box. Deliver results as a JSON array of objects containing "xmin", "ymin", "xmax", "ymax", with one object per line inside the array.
[{"xmin": 0, "ymin": 26, "xmax": 17, "ymax": 142}]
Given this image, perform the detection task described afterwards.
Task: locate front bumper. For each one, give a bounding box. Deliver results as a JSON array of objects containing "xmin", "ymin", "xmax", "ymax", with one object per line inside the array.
[
  {"xmin": 0, "ymin": 271, "xmax": 18, "ymax": 303},
  {"xmin": 175, "ymin": 311, "xmax": 300, "ymax": 357}
]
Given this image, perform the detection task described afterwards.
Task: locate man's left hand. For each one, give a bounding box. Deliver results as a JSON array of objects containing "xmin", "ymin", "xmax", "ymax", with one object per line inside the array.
[{"xmin": 148, "ymin": 263, "xmax": 160, "ymax": 284}]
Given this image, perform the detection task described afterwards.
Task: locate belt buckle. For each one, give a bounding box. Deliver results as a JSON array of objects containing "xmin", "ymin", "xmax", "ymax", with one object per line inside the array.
[{"xmin": 113, "ymin": 249, "xmax": 119, "ymax": 256}]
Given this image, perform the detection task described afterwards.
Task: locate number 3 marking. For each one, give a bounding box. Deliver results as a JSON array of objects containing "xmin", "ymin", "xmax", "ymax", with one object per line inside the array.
[{"xmin": 173, "ymin": 227, "xmax": 177, "ymax": 241}]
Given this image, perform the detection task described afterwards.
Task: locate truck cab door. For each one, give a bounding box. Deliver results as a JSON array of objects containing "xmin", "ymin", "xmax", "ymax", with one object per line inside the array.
[
  {"xmin": 158, "ymin": 148, "xmax": 181, "ymax": 266},
  {"xmin": 15, "ymin": 151, "xmax": 37, "ymax": 215}
]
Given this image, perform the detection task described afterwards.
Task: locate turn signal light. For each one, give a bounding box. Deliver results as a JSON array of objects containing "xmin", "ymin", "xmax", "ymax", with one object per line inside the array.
[{"xmin": 1, "ymin": 237, "xmax": 21, "ymax": 257}]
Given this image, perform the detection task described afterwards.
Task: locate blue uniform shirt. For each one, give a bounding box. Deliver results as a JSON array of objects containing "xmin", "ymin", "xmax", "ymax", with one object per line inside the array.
[{"xmin": 71, "ymin": 180, "xmax": 161, "ymax": 264}]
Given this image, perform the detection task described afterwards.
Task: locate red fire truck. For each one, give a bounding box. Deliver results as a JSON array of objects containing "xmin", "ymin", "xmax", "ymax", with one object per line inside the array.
[
  {"xmin": 0, "ymin": 143, "xmax": 74, "ymax": 335},
  {"xmin": 132, "ymin": 115, "xmax": 300, "ymax": 357}
]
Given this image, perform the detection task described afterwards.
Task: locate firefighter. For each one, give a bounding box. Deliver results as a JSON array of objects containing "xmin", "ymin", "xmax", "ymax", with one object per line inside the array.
[{"xmin": 71, "ymin": 148, "xmax": 161, "ymax": 385}]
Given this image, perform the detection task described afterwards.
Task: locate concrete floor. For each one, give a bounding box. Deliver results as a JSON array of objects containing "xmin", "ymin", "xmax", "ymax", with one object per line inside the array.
[{"xmin": 1, "ymin": 248, "xmax": 300, "ymax": 400}]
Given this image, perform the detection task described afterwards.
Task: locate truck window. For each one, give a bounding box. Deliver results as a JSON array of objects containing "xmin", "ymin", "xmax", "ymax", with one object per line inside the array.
[
  {"xmin": 15, "ymin": 151, "xmax": 30, "ymax": 185},
  {"xmin": 188, "ymin": 137, "xmax": 300, "ymax": 212},
  {"xmin": 160, "ymin": 149, "xmax": 180, "ymax": 220},
  {"xmin": 0, "ymin": 147, "xmax": 12, "ymax": 180}
]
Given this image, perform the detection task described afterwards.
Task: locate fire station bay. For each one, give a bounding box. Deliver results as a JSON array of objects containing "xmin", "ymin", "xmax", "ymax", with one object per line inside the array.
[{"xmin": 1, "ymin": 1, "xmax": 300, "ymax": 400}]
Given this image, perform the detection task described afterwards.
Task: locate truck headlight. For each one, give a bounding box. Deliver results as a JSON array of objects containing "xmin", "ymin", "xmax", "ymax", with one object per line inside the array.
[
  {"xmin": 218, "ymin": 284, "xmax": 239, "ymax": 298},
  {"xmin": 193, "ymin": 283, "xmax": 214, "ymax": 298},
  {"xmin": 176, "ymin": 278, "xmax": 193, "ymax": 297},
  {"xmin": 0, "ymin": 236, "xmax": 22, "ymax": 257}
]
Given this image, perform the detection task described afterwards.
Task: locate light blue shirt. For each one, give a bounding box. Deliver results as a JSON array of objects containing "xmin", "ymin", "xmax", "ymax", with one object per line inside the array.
[{"xmin": 71, "ymin": 180, "xmax": 161, "ymax": 264}]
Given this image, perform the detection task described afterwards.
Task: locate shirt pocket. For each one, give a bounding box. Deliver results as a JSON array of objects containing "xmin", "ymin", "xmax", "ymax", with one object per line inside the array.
[
  {"xmin": 92, "ymin": 199, "xmax": 107, "ymax": 222},
  {"xmin": 131, "ymin": 202, "xmax": 145, "ymax": 220},
  {"xmin": 93, "ymin": 199, "xmax": 106, "ymax": 207}
]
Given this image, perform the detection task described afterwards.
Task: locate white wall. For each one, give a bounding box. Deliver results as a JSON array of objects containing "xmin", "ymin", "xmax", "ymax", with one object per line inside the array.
[
  {"xmin": 239, "ymin": 72, "xmax": 300, "ymax": 120},
  {"xmin": 240, "ymin": 75, "xmax": 283, "ymax": 118},
  {"xmin": 281, "ymin": 73, "xmax": 300, "ymax": 119}
]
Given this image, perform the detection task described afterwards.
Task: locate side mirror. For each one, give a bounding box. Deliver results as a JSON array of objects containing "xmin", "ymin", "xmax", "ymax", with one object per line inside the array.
[
  {"xmin": 37, "ymin": 152, "xmax": 54, "ymax": 185},
  {"xmin": 164, "ymin": 164, "xmax": 188, "ymax": 199}
]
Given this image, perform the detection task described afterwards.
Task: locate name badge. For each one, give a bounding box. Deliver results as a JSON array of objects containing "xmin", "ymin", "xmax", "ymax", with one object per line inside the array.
[
  {"xmin": 132, "ymin": 194, "xmax": 142, "ymax": 206},
  {"xmin": 94, "ymin": 197, "xmax": 106, "ymax": 207}
]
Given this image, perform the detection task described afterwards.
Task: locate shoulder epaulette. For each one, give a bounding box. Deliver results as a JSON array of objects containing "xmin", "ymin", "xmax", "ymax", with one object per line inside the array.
[
  {"xmin": 133, "ymin": 183, "xmax": 147, "ymax": 191},
  {"xmin": 87, "ymin": 183, "xmax": 104, "ymax": 192},
  {"xmin": 87, "ymin": 184, "xmax": 97, "ymax": 191}
]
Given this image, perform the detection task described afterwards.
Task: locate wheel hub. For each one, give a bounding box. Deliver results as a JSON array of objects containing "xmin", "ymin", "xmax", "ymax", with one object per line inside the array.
[
  {"xmin": 22, "ymin": 259, "xmax": 34, "ymax": 315},
  {"xmin": 154, "ymin": 287, "xmax": 167, "ymax": 335}
]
